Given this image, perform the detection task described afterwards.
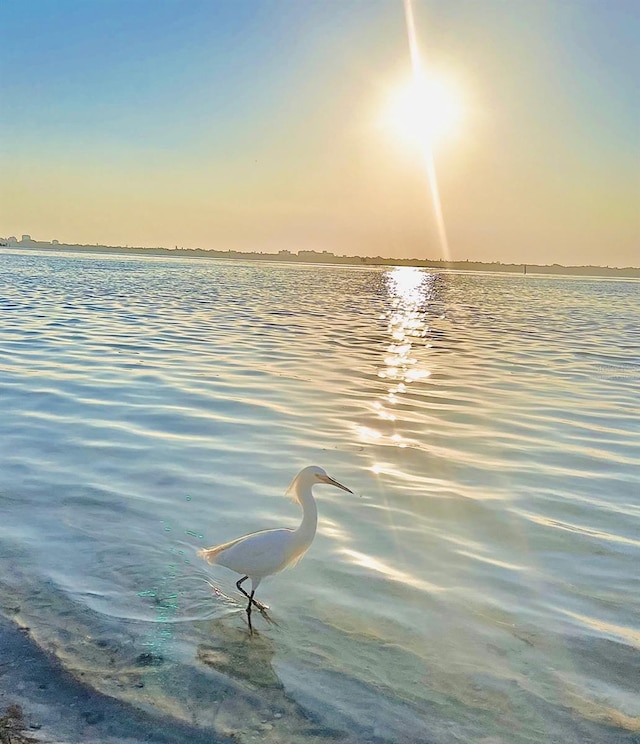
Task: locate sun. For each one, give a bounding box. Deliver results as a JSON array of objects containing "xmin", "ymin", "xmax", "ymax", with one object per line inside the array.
[{"xmin": 385, "ymin": 74, "xmax": 463, "ymax": 150}]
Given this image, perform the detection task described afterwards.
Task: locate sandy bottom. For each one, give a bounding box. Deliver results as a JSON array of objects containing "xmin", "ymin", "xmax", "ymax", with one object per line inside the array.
[{"xmin": 0, "ymin": 615, "xmax": 227, "ymax": 744}]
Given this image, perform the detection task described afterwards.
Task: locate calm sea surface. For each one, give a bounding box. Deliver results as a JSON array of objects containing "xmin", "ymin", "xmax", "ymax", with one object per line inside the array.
[{"xmin": 0, "ymin": 250, "xmax": 638, "ymax": 743}]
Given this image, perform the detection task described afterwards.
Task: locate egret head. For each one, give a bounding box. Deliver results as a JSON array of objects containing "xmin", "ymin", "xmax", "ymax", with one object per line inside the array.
[
  {"xmin": 314, "ymin": 466, "xmax": 353, "ymax": 493},
  {"xmin": 288, "ymin": 466, "xmax": 353, "ymax": 496}
]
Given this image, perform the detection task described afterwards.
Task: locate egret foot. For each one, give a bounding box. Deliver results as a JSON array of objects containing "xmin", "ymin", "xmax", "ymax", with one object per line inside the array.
[
  {"xmin": 245, "ymin": 591, "xmax": 276, "ymax": 632},
  {"xmin": 258, "ymin": 606, "xmax": 278, "ymax": 626},
  {"xmin": 236, "ymin": 576, "xmax": 268, "ymax": 612}
]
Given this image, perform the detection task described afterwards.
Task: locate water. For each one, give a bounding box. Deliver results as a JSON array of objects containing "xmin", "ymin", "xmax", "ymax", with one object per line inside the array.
[{"xmin": 0, "ymin": 249, "xmax": 638, "ymax": 743}]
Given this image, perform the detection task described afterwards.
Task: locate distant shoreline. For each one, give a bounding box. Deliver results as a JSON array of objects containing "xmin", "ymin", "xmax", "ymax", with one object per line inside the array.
[{"xmin": 2, "ymin": 240, "xmax": 639, "ymax": 278}]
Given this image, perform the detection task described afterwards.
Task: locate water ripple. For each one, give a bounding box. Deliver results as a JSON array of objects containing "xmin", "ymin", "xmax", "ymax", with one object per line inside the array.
[{"xmin": 0, "ymin": 251, "xmax": 638, "ymax": 743}]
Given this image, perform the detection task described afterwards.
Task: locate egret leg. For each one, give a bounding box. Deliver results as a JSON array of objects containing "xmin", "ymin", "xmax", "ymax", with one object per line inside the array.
[
  {"xmin": 236, "ymin": 576, "xmax": 269, "ymax": 611},
  {"xmin": 236, "ymin": 576, "xmax": 277, "ymax": 628},
  {"xmin": 247, "ymin": 590, "xmax": 254, "ymax": 635}
]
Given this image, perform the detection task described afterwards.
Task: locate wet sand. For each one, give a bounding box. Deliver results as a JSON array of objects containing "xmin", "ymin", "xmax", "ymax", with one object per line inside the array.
[{"xmin": 0, "ymin": 615, "xmax": 226, "ymax": 744}]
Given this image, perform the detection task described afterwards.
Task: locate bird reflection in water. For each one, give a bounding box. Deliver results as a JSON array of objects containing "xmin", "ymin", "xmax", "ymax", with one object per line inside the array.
[
  {"xmin": 197, "ymin": 621, "xmax": 283, "ymax": 690},
  {"xmin": 196, "ymin": 620, "xmax": 343, "ymax": 742}
]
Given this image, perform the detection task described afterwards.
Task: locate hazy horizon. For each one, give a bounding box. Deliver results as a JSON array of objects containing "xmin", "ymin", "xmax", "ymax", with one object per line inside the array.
[
  {"xmin": 5, "ymin": 231, "xmax": 640, "ymax": 271},
  {"xmin": 1, "ymin": 1, "xmax": 638, "ymax": 268}
]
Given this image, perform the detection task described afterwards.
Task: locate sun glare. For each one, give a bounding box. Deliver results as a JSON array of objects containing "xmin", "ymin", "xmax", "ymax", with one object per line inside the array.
[
  {"xmin": 377, "ymin": 0, "xmax": 459, "ymax": 261},
  {"xmin": 386, "ymin": 75, "xmax": 463, "ymax": 149}
]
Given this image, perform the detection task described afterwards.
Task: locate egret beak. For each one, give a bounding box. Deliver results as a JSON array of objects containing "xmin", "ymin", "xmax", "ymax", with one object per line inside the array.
[{"xmin": 319, "ymin": 474, "xmax": 353, "ymax": 493}]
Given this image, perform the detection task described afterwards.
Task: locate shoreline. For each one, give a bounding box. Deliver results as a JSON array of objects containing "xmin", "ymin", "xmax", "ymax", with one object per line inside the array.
[
  {"xmin": 2, "ymin": 243, "xmax": 639, "ymax": 278},
  {"xmin": 0, "ymin": 614, "xmax": 224, "ymax": 744}
]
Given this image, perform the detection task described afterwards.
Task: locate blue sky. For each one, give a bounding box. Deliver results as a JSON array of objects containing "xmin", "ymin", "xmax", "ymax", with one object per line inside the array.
[{"xmin": 1, "ymin": 0, "xmax": 638, "ymax": 266}]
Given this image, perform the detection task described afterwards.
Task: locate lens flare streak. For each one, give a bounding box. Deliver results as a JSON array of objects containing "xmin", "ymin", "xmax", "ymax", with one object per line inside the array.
[{"xmin": 403, "ymin": 0, "xmax": 451, "ymax": 262}]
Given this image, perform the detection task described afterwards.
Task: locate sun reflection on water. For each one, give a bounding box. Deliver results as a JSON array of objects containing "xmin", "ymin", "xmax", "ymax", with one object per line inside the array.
[
  {"xmin": 339, "ymin": 548, "xmax": 444, "ymax": 593},
  {"xmin": 357, "ymin": 266, "xmax": 437, "ymax": 459}
]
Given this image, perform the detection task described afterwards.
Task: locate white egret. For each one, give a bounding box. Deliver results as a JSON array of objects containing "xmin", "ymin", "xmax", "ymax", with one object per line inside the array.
[{"xmin": 199, "ymin": 466, "xmax": 353, "ymax": 633}]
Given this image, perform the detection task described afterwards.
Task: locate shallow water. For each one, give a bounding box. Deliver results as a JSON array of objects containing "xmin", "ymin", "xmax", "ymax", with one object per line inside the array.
[{"xmin": 0, "ymin": 249, "xmax": 638, "ymax": 743}]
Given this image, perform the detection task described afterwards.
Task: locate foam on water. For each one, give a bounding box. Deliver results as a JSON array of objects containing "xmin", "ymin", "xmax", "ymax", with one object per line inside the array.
[{"xmin": 0, "ymin": 250, "xmax": 638, "ymax": 742}]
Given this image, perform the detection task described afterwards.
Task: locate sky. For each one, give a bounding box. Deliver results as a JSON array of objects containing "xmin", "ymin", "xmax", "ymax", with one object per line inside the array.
[{"xmin": 1, "ymin": 0, "xmax": 638, "ymax": 267}]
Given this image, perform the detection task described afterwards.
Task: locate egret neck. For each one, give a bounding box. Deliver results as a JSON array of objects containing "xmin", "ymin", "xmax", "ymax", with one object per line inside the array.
[{"xmin": 291, "ymin": 480, "xmax": 318, "ymax": 555}]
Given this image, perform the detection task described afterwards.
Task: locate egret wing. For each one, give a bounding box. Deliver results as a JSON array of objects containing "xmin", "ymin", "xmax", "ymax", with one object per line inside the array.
[{"xmin": 200, "ymin": 528, "xmax": 295, "ymax": 577}]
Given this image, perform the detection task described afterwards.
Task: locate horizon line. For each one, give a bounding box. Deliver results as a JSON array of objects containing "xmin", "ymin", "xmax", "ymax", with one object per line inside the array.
[{"xmin": 2, "ymin": 236, "xmax": 639, "ymax": 274}]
